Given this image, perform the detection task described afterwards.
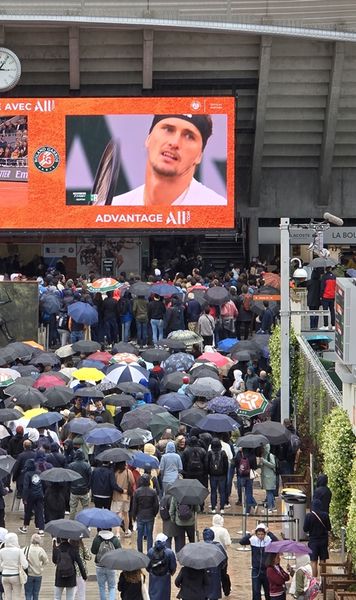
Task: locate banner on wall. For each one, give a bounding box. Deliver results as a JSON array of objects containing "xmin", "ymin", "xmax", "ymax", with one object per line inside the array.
[
  {"xmin": 0, "ymin": 97, "xmax": 235, "ymax": 230},
  {"xmin": 77, "ymin": 238, "xmax": 141, "ymax": 277}
]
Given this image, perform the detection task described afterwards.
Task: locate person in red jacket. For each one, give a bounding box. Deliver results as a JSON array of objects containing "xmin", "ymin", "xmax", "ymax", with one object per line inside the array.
[
  {"xmin": 319, "ymin": 266, "xmax": 336, "ymax": 330},
  {"xmin": 265, "ymin": 553, "xmax": 289, "ymax": 600}
]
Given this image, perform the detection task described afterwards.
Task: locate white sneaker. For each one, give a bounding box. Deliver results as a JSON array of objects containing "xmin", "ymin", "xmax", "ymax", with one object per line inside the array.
[
  {"xmin": 211, "ymin": 509, "xmax": 216, "ymax": 514},
  {"xmin": 224, "ymin": 504, "xmax": 231, "ymax": 509},
  {"xmin": 18, "ymin": 527, "xmax": 27, "ymax": 534},
  {"xmin": 38, "ymin": 530, "xmax": 44, "ymax": 536},
  {"xmin": 124, "ymin": 530, "xmax": 132, "ymax": 537},
  {"xmin": 319, "ymin": 325, "xmax": 329, "ymax": 330},
  {"xmin": 220, "ymin": 509, "xmax": 225, "ymax": 515}
]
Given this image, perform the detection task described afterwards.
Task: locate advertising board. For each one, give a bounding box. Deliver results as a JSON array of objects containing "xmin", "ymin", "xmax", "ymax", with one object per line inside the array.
[{"xmin": 0, "ymin": 97, "xmax": 235, "ymax": 230}]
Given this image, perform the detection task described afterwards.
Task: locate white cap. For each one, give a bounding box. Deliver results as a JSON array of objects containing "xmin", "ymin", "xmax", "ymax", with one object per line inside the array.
[
  {"xmin": 155, "ymin": 533, "xmax": 168, "ymax": 543},
  {"xmin": 255, "ymin": 523, "xmax": 268, "ymax": 532},
  {"xmin": 154, "ymin": 268, "xmax": 161, "ymax": 277}
]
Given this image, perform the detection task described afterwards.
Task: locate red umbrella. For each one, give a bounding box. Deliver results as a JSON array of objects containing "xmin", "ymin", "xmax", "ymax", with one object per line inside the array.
[
  {"xmin": 33, "ymin": 374, "xmax": 67, "ymax": 390},
  {"xmin": 87, "ymin": 351, "xmax": 112, "ymax": 365}
]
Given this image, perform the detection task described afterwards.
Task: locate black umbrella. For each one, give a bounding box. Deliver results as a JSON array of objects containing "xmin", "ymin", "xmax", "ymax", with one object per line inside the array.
[
  {"xmin": 229, "ymin": 340, "xmax": 261, "ymax": 355},
  {"xmin": 204, "ymin": 287, "xmax": 229, "ymax": 306},
  {"xmin": 40, "ymin": 468, "xmax": 81, "ymax": 483},
  {"xmin": 141, "ymin": 348, "xmax": 170, "ymax": 363},
  {"xmin": 161, "ymin": 372, "xmax": 187, "ymax": 392},
  {"xmin": 129, "ymin": 282, "xmax": 152, "ymax": 298},
  {"xmin": 99, "ymin": 548, "xmax": 149, "ymax": 570},
  {"xmin": 167, "ymin": 478, "xmax": 209, "ymax": 505},
  {"xmin": 112, "ymin": 342, "xmax": 139, "ymax": 356},
  {"xmin": 117, "ymin": 382, "xmax": 148, "ymax": 394},
  {"xmin": 12, "ymin": 365, "xmax": 40, "ymax": 377},
  {"xmin": 103, "ymin": 394, "xmax": 135, "ymax": 408},
  {"xmin": 231, "ymin": 350, "xmax": 254, "ymax": 362},
  {"xmin": 7, "ymin": 386, "xmax": 45, "ymax": 408},
  {"xmin": 253, "ymin": 334, "xmax": 271, "ymax": 349},
  {"xmin": 74, "ymin": 387, "xmax": 104, "ymax": 399},
  {"xmin": 0, "ymin": 455, "xmax": 16, "ymax": 479},
  {"xmin": 40, "ymin": 292, "xmax": 62, "ymax": 315},
  {"xmin": 179, "ymin": 408, "xmax": 207, "ymax": 427},
  {"xmin": 157, "ymin": 339, "xmax": 186, "ymax": 351},
  {"xmin": 236, "ymin": 434, "xmax": 270, "ymax": 448},
  {"xmin": 43, "ymin": 387, "xmax": 74, "ymax": 408},
  {"xmin": 30, "ymin": 353, "xmax": 61, "ymax": 368},
  {"xmin": 120, "ymin": 428, "xmax": 153, "ymax": 447},
  {"xmin": 96, "ymin": 447, "xmax": 134, "ymax": 463},
  {"xmin": 44, "ymin": 518, "xmax": 90, "ymax": 539},
  {"xmin": 120, "ymin": 409, "xmax": 152, "ymax": 431},
  {"xmin": 4, "ymin": 342, "xmax": 34, "ymax": 362},
  {"xmin": 72, "ymin": 340, "xmax": 101, "ymax": 354},
  {"xmin": 0, "ymin": 408, "xmax": 22, "ymax": 421},
  {"xmin": 189, "ymin": 367, "xmax": 220, "ymax": 382},
  {"xmin": 4, "ymin": 379, "xmax": 35, "ymax": 395},
  {"xmin": 252, "ymin": 421, "xmax": 291, "ymax": 444},
  {"xmin": 177, "ymin": 542, "xmax": 225, "ymax": 569},
  {"xmin": 0, "ymin": 348, "xmax": 17, "ymax": 366},
  {"xmin": 68, "ymin": 418, "xmax": 97, "ymax": 435}
]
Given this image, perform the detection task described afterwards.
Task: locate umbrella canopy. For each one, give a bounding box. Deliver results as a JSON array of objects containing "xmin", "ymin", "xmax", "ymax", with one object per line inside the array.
[
  {"xmin": 77, "ymin": 359, "xmax": 106, "ymax": 371},
  {"xmin": 23, "ymin": 407, "xmax": 48, "ymax": 419},
  {"xmin": 177, "ymin": 542, "xmax": 225, "ymax": 569},
  {"xmin": 72, "ymin": 340, "xmax": 101, "ymax": 354},
  {"xmin": 309, "ymin": 257, "xmax": 337, "ymax": 268},
  {"xmin": 68, "ymin": 417, "xmax": 97, "ymax": 435},
  {"xmin": 43, "ymin": 387, "xmax": 74, "ymax": 408},
  {"xmin": 151, "ymin": 283, "xmax": 183, "ymax": 297},
  {"xmin": 237, "ymin": 391, "xmax": 269, "ymax": 417},
  {"xmin": 161, "ymin": 372, "xmax": 188, "ymax": 392},
  {"xmin": 158, "ymin": 339, "xmax": 187, "ymax": 351},
  {"xmin": 87, "ymin": 351, "xmax": 112, "ymax": 365},
  {"xmin": 99, "ymin": 548, "xmax": 149, "ymax": 571},
  {"xmin": 179, "ymin": 407, "xmax": 207, "ymax": 427},
  {"xmin": 207, "ymin": 396, "xmax": 238, "ymax": 415},
  {"xmin": 0, "ymin": 455, "xmax": 16, "ymax": 479},
  {"xmin": 149, "ymin": 413, "xmax": 180, "ymax": 438},
  {"xmin": 55, "ymin": 344, "xmax": 75, "ymax": 359},
  {"xmin": 76, "ymin": 507, "xmax": 122, "ymax": 528},
  {"xmin": 163, "ymin": 352, "xmax": 195, "ymax": 375},
  {"xmin": 33, "ymin": 374, "xmax": 66, "ymax": 390},
  {"xmin": 204, "ymin": 287, "xmax": 229, "ymax": 306},
  {"xmin": 121, "ymin": 410, "xmax": 153, "ymax": 431},
  {"xmin": 129, "ymin": 451, "xmax": 159, "ymax": 470},
  {"xmin": 5, "ymin": 377, "xmax": 36, "ymax": 392},
  {"xmin": 104, "ymin": 394, "xmax": 135, "ymax": 408},
  {"xmin": 121, "ymin": 428, "xmax": 153, "ymax": 447},
  {"xmin": 198, "ymin": 352, "xmax": 230, "ymax": 368},
  {"xmin": 105, "ymin": 364, "xmax": 149, "ymax": 385},
  {"xmin": 12, "ymin": 365, "xmax": 40, "ymax": 377},
  {"xmin": 231, "ymin": 350, "xmax": 256, "ymax": 362},
  {"xmin": 8, "ymin": 386, "xmax": 45, "ymax": 408},
  {"xmin": 267, "ymin": 540, "xmax": 312, "ymax": 555},
  {"xmin": 72, "ymin": 368, "xmax": 105, "ymax": 382},
  {"xmin": 40, "ymin": 468, "xmax": 82, "ymax": 483},
  {"xmin": 167, "ymin": 478, "xmax": 209, "ymax": 505},
  {"xmin": 252, "ymin": 421, "xmax": 291, "ymax": 444},
  {"xmin": 30, "ymin": 353, "xmax": 61, "ymax": 368},
  {"xmin": 116, "ymin": 382, "xmax": 148, "ymax": 395},
  {"xmin": 68, "ymin": 302, "xmax": 98, "ymax": 326},
  {"xmin": 112, "ymin": 342, "xmax": 139, "ymax": 356},
  {"xmin": 168, "ymin": 330, "xmax": 203, "ymax": 347},
  {"xmin": 44, "ymin": 519, "xmax": 90, "ymax": 540},
  {"xmin": 96, "ymin": 447, "xmax": 133, "ymax": 463},
  {"xmin": 129, "ymin": 281, "xmax": 152, "ymax": 298},
  {"xmin": 236, "ymin": 433, "xmax": 270, "ymax": 448},
  {"xmin": 217, "ymin": 338, "xmax": 239, "ymax": 353},
  {"xmin": 157, "ymin": 393, "xmax": 193, "ymax": 412},
  {"xmin": 197, "ymin": 414, "xmax": 239, "ymax": 433},
  {"xmin": 84, "ymin": 427, "xmax": 122, "ymax": 445},
  {"xmin": 262, "ymin": 272, "xmax": 281, "ymax": 289},
  {"xmin": 229, "ymin": 339, "xmax": 261, "ymax": 354},
  {"xmin": 28, "ymin": 411, "xmax": 62, "ymax": 429},
  {"xmin": 141, "ymin": 348, "xmax": 170, "ymax": 363},
  {"xmin": 0, "ymin": 408, "xmax": 22, "ymax": 421},
  {"xmin": 189, "ymin": 367, "xmax": 220, "ymax": 382},
  {"xmin": 187, "ymin": 378, "xmax": 225, "ymax": 399},
  {"xmin": 74, "ymin": 387, "xmax": 104, "ymax": 399},
  {"xmin": 40, "ymin": 292, "xmax": 62, "ymax": 315},
  {"xmin": 109, "ymin": 353, "xmax": 139, "ymax": 365},
  {"xmin": 87, "ymin": 278, "xmax": 121, "ymax": 293},
  {"xmin": 5, "ymin": 342, "xmax": 34, "ymax": 362}
]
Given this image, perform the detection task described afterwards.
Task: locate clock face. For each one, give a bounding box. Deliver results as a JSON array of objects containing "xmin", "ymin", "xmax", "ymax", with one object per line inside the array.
[{"xmin": 0, "ymin": 48, "xmax": 21, "ymax": 92}]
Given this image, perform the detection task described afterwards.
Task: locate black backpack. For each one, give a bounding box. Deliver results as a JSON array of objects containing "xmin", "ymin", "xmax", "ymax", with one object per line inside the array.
[
  {"xmin": 177, "ymin": 503, "xmax": 193, "ymax": 521},
  {"xmin": 149, "ymin": 546, "xmax": 169, "ymax": 576},
  {"xmin": 210, "ymin": 450, "xmax": 225, "ymax": 476},
  {"xmin": 159, "ymin": 498, "xmax": 171, "ymax": 521},
  {"xmin": 188, "ymin": 448, "xmax": 203, "ymax": 473},
  {"xmin": 57, "ymin": 549, "xmax": 75, "ymax": 579}
]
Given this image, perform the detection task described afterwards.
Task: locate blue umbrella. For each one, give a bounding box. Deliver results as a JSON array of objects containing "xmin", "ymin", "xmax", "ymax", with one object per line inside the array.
[
  {"xmin": 40, "ymin": 292, "xmax": 62, "ymax": 315},
  {"xmin": 347, "ymin": 269, "xmax": 356, "ymax": 277},
  {"xmin": 129, "ymin": 451, "xmax": 159, "ymax": 469},
  {"xmin": 150, "ymin": 283, "xmax": 183, "ymax": 297},
  {"xmin": 78, "ymin": 359, "xmax": 106, "ymax": 371},
  {"xmin": 76, "ymin": 507, "xmax": 122, "ymax": 528},
  {"xmin": 197, "ymin": 414, "xmax": 240, "ymax": 432},
  {"xmin": 163, "ymin": 353, "xmax": 195, "ymax": 375},
  {"xmin": 305, "ymin": 334, "xmax": 333, "ymax": 342},
  {"xmin": 68, "ymin": 417, "xmax": 97, "ymax": 435},
  {"xmin": 207, "ymin": 396, "xmax": 238, "ymax": 415},
  {"xmin": 84, "ymin": 427, "xmax": 122, "ymax": 445},
  {"xmin": 68, "ymin": 302, "xmax": 98, "ymax": 326},
  {"xmin": 157, "ymin": 393, "xmax": 193, "ymax": 412},
  {"xmin": 27, "ymin": 411, "xmax": 62, "ymax": 428},
  {"xmin": 217, "ymin": 338, "xmax": 239, "ymax": 353}
]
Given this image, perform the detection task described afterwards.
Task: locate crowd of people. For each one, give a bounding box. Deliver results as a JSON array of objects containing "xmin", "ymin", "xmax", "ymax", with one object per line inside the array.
[{"xmin": 0, "ymin": 117, "xmax": 28, "ymax": 167}]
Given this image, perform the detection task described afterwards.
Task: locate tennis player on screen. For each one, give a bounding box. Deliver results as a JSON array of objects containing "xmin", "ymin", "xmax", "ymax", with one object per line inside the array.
[{"xmin": 111, "ymin": 114, "xmax": 227, "ymax": 207}]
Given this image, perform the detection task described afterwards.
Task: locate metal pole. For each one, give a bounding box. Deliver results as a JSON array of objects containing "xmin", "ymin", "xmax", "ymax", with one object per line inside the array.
[
  {"xmin": 341, "ymin": 527, "xmax": 346, "ymax": 563},
  {"xmin": 280, "ymin": 217, "xmax": 290, "ymax": 422}
]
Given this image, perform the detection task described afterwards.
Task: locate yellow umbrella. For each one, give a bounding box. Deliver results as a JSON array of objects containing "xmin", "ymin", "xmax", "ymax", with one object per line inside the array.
[
  {"xmin": 72, "ymin": 368, "xmax": 105, "ymax": 382},
  {"xmin": 24, "ymin": 341, "xmax": 44, "ymax": 350},
  {"xmin": 23, "ymin": 407, "xmax": 48, "ymax": 419}
]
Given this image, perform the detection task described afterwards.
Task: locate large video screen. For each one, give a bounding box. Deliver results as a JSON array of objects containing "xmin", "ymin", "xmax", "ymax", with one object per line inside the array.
[{"xmin": 0, "ymin": 97, "xmax": 235, "ymax": 230}]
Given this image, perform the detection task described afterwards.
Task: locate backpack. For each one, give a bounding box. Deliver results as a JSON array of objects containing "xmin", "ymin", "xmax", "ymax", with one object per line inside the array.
[
  {"xmin": 303, "ymin": 571, "xmax": 321, "ymax": 600},
  {"xmin": 96, "ymin": 539, "xmax": 115, "ymax": 563},
  {"xmin": 210, "ymin": 450, "xmax": 225, "ymax": 476},
  {"xmin": 242, "ymin": 294, "xmax": 252, "ymax": 312},
  {"xmin": 57, "ymin": 549, "xmax": 75, "ymax": 578},
  {"xmin": 238, "ymin": 456, "xmax": 251, "ymax": 477},
  {"xmin": 159, "ymin": 498, "xmax": 171, "ymax": 521},
  {"xmin": 289, "ymin": 433, "xmax": 301, "ymax": 454},
  {"xmin": 30, "ymin": 472, "xmax": 43, "ymax": 496},
  {"xmin": 187, "ymin": 448, "xmax": 203, "ymax": 473},
  {"xmin": 149, "ymin": 546, "xmax": 169, "ymax": 577},
  {"xmin": 177, "ymin": 503, "xmax": 193, "ymax": 521}
]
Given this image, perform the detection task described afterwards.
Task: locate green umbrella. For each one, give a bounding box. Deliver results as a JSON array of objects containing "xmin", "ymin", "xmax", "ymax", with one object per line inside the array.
[{"xmin": 149, "ymin": 412, "xmax": 179, "ymax": 438}]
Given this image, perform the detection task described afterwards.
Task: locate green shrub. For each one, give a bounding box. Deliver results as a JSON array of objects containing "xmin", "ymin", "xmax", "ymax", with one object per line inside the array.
[{"xmin": 346, "ymin": 452, "xmax": 356, "ymax": 564}]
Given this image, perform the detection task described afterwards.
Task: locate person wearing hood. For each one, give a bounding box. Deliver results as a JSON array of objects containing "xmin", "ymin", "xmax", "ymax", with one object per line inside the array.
[
  {"xmin": 133, "ymin": 294, "xmax": 149, "ymax": 348},
  {"xmin": 244, "ymin": 366, "xmax": 259, "ymax": 391},
  {"xmin": 303, "ymin": 498, "xmax": 331, "ymax": 577},
  {"xmin": 181, "ymin": 436, "xmax": 207, "ymax": 487},
  {"xmin": 229, "ymin": 369, "xmax": 245, "ymax": 399},
  {"xmin": 111, "ymin": 461, "xmax": 136, "ymax": 538},
  {"xmin": 211, "ymin": 513, "xmax": 231, "ymax": 550},
  {"xmin": 12, "ymin": 439, "xmax": 36, "ymax": 503},
  {"xmin": 164, "ymin": 296, "xmax": 185, "ymax": 336},
  {"xmin": 68, "ymin": 449, "xmax": 92, "ymax": 519},
  {"xmin": 147, "ymin": 532, "xmax": 176, "ymax": 600},
  {"xmin": 313, "ymin": 474, "xmax": 332, "ymax": 514},
  {"xmin": 19, "ymin": 458, "xmax": 45, "ymax": 536},
  {"xmin": 239, "ymin": 523, "xmax": 278, "ymax": 600},
  {"xmin": 159, "ymin": 441, "xmax": 183, "ymax": 493},
  {"xmin": 63, "ymin": 439, "xmax": 75, "ymax": 466},
  {"xmin": 288, "ymin": 554, "xmax": 313, "ymax": 599},
  {"xmin": 0, "ymin": 527, "xmax": 7, "ymax": 600},
  {"xmin": 0, "ymin": 533, "xmax": 28, "ymax": 600},
  {"xmin": 132, "ymin": 474, "xmax": 159, "ymax": 553},
  {"xmin": 259, "ymin": 443, "xmax": 277, "ymax": 513},
  {"xmin": 202, "ymin": 528, "xmax": 228, "ymax": 600},
  {"xmin": 118, "ymin": 290, "xmax": 133, "ymax": 342},
  {"xmin": 22, "ymin": 532, "xmax": 49, "ymax": 600},
  {"xmin": 7, "ymin": 426, "xmax": 25, "ymax": 459},
  {"xmin": 91, "ymin": 528, "xmax": 121, "ymax": 600},
  {"xmin": 46, "ymin": 442, "xmax": 66, "ymax": 468},
  {"xmin": 53, "ymin": 537, "xmax": 86, "ymax": 600},
  {"xmin": 206, "ymin": 438, "xmax": 229, "ymax": 514},
  {"xmin": 34, "ymin": 449, "xmax": 53, "ymax": 473},
  {"xmin": 44, "ymin": 479, "xmax": 67, "ymax": 523}
]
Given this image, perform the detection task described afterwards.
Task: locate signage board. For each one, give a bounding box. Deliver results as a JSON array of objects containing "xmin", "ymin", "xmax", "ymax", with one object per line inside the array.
[{"xmin": 335, "ymin": 278, "xmax": 356, "ymax": 365}]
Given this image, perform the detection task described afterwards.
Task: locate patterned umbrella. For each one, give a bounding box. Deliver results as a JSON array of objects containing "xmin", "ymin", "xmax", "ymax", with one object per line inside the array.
[
  {"xmin": 72, "ymin": 368, "xmax": 105, "ymax": 382},
  {"xmin": 207, "ymin": 396, "xmax": 238, "ymax": 415},
  {"xmin": 105, "ymin": 364, "xmax": 149, "ymax": 385},
  {"xmin": 11, "ymin": 365, "xmax": 40, "ymax": 377},
  {"xmin": 87, "ymin": 278, "xmax": 121, "ymax": 293},
  {"xmin": 110, "ymin": 353, "xmax": 139, "ymax": 365},
  {"xmin": 0, "ymin": 368, "xmax": 21, "ymax": 387},
  {"xmin": 87, "ymin": 351, "xmax": 112, "ymax": 365},
  {"xmin": 168, "ymin": 330, "xmax": 203, "ymax": 347},
  {"xmin": 236, "ymin": 391, "xmax": 269, "ymax": 417},
  {"xmin": 163, "ymin": 352, "xmax": 195, "ymax": 375}
]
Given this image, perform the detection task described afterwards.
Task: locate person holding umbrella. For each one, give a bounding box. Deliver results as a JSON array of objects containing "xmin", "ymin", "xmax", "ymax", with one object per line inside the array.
[
  {"xmin": 117, "ymin": 569, "xmax": 146, "ymax": 600},
  {"xmin": 202, "ymin": 528, "xmax": 228, "ymax": 600},
  {"xmin": 19, "ymin": 459, "xmax": 46, "ymax": 536},
  {"xmin": 147, "ymin": 532, "xmax": 177, "ymax": 600},
  {"xmin": 159, "ymin": 441, "xmax": 183, "ymax": 494},
  {"xmin": 52, "ymin": 537, "xmax": 87, "ymax": 600},
  {"xmin": 265, "ymin": 552, "xmax": 289, "ymax": 600}
]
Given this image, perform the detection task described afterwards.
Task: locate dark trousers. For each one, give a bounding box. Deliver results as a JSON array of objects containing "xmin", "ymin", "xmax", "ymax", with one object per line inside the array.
[
  {"xmin": 202, "ymin": 335, "xmax": 213, "ymax": 346},
  {"xmin": 24, "ymin": 497, "xmax": 44, "ymax": 529},
  {"xmin": 93, "ymin": 496, "xmax": 111, "ymax": 509},
  {"xmin": 322, "ymin": 298, "xmax": 335, "ymax": 326},
  {"xmin": 210, "ymin": 475, "xmax": 226, "ymax": 510},
  {"xmin": 174, "ymin": 525, "xmax": 195, "ymax": 552},
  {"xmin": 104, "ymin": 318, "xmax": 118, "ymax": 344},
  {"xmin": 252, "ymin": 568, "xmax": 270, "ymax": 600},
  {"xmin": 309, "ymin": 305, "xmax": 319, "ymax": 329},
  {"xmin": 136, "ymin": 321, "xmax": 148, "ymax": 346},
  {"xmin": 0, "ymin": 509, "xmax": 5, "ymax": 528},
  {"xmin": 236, "ymin": 320, "xmax": 250, "ymax": 340}
]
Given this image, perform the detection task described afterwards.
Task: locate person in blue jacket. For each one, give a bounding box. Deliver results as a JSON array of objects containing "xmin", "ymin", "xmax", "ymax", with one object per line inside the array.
[
  {"xmin": 239, "ymin": 522, "xmax": 278, "ymax": 600},
  {"xmin": 147, "ymin": 532, "xmax": 176, "ymax": 600}
]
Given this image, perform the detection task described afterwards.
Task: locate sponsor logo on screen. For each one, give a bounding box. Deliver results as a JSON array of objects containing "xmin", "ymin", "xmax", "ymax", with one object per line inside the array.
[{"xmin": 33, "ymin": 146, "xmax": 60, "ymax": 173}]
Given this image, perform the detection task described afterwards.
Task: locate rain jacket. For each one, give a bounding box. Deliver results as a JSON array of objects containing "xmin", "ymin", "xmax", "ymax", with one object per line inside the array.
[
  {"xmin": 239, "ymin": 529, "xmax": 278, "ymax": 571},
  {"xmin": 313, "ymin": 474, "xmax": 332, "ymax": 514},
  {"xmin": 260, "ymin": 444, "xmax": 277, "ymax": 491},
  {"xmin": 147, "ymin": 538, "xmax": 177, "ymax": 600},
  {"xmin": 22, "ymin": 459, "xmax": 44, "ymax": 501},
  {"xmin": 68, "ymin": 450, "xmax": 91, "ymax": 495},
  {"xmin": 132, "ymin": 475, "xmax": 159, "ymax": 521},
  {"xmin": 159, "ymin": 441, "xmax": 182, "ymax": 486}
]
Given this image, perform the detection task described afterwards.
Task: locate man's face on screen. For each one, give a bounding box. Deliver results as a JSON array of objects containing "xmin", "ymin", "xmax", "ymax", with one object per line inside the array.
[{"xmin": 145, "ymin": 117, "xmax": 203, "ymax": 178}]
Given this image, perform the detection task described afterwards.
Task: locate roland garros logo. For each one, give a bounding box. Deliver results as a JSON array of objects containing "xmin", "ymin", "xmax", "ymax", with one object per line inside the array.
[{"xmin": 33, "ymin": 146, "xmax": 60, "ymax": 172}]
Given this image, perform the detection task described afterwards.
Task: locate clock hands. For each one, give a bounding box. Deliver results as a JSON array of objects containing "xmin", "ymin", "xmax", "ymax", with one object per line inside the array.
[{"xmin": 0, "ymin": 57, "xmax": 9, "ymax": 70}]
